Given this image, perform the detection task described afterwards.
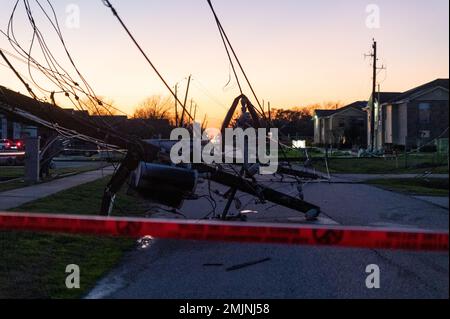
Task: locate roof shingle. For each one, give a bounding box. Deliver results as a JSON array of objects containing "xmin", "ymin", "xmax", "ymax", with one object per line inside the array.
[
  {"xmin": 388, "ymin": 78, "xmax": 449, "ymax": 104},
  {"xmin": 315, "ymin": 100, "xmax": 367, "ymax": 118}
]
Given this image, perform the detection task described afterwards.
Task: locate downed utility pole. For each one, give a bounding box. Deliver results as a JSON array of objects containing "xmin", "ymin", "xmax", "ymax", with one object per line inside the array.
[
  {"xmin": 195, "ymin": 164, "xmax": 320, "ymax": 219},
  {"xmin": 0, "ymin": 88, "xmax": 321, "ymax": 219}
]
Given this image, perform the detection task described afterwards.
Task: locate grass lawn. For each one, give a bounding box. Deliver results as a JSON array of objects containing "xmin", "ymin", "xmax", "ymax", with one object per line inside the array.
[
  {"xmin": 367, "ymin": 178, "xmax": 449, "ymax": 196},
  {"xmin": 0, "ymin": 166, "xmax": 24, "ymax": 180},
  {"xmin": 0, "ymin": 177, "xmax": 147, "ymax": 299},
  {"xmin": 312, "ymin": 154, "xmax": 449, "ymax": 174},
  {"xmin": 0, "ymin": 162, "xmax": 109, "ymax": 192},
  {"xmin": 281, "ymin": 148, "xmax": 325, "ymax": 159},
  {"xmin": 0, "ymin": 180, "xmax": 25, "ymax": 193}
]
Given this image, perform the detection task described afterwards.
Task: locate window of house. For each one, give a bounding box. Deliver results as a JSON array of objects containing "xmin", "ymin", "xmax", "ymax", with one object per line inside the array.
[{"xmin": 418, "ymin": 103, "xmax": 431, "ymax": 124}]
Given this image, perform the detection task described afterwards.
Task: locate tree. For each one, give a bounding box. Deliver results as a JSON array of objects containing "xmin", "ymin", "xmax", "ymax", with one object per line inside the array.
[
  {"xmin": 132, "ymin": 95, "xmax": 174, "ymax": 122},
  {"xmin": 269, "ymin": 101, "xmax": 343, "ymax": 138},
  {"xmin": 271, "ymin": 108, "xmax": 314, "ymax": 138},
  {"xmin": 300, "ymin": 101, "xmax": 343, "ymax": 117},
  {"xmin": 81, "ymin": 96, "xmax": 117, "ymax": 116}
]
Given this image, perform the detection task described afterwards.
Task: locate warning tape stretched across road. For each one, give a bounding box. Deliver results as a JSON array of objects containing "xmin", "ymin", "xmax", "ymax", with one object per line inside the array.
[{"xmin": 0, "ymin": 212, "xmax": 448, "ymax": 252}]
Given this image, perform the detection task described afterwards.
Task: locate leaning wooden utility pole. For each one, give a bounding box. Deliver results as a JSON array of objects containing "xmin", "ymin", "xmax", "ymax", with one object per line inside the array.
[
  {"xmin": 180, "ymin": 75, "xmax": 192, "ymax": 128},
  {"xmin": 193, "ymin": 103, "xmax": 197, "ymax": 122},
  {"xmin": 174, "ymin": 83, "xmax": 179, "ymax": 126},
  {"xmin": 189, "ymin": 98, "xmax": 193, "ymax": 125}
]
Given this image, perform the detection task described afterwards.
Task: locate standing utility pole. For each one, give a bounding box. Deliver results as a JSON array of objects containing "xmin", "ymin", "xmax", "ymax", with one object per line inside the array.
[{"xmin": 368, "ymin": 39, "xmax": 377, "ymax": 151}]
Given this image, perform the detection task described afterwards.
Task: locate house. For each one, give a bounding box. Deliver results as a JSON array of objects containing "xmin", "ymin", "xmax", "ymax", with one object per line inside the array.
[
  {"xmin": 367, "ymin": 79, "xmax": 449, "ymax": 150},
  {"xmin": 365, "ymin": 92, "xmax": 402, "ymax": 150},
  {"xmin": 0, "ymin": 89, "xmax": 42, "ymax": 140},
  {"xmin": 0, "ymin": 113, "xmax": 38, "ymax": 140},
  {"xmin": 314, "ymin": 101, "xmax": 368, "ymax": 148},
  {"xmin": 125, "ymin": 118, "xmax": 172, "ymax": 139},
  {"xmin": 0, "ymin": 85, "xmax": 174, "ymax": 144}
]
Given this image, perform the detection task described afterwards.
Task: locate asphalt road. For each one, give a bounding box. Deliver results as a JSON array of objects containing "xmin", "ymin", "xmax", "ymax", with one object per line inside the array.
[{"xmin": 87, "ymin": 176, "xmax": 449, "ymax": 299}]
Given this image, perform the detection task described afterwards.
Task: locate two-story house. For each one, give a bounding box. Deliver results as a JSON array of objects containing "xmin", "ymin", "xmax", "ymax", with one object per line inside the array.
[
  {"xmin": 368, "ymin": 79, "xmax": 449, "ymax": 150},
  {"xmin": 314, "ymin": 101, "xmax": 368, "ymax": 148}
]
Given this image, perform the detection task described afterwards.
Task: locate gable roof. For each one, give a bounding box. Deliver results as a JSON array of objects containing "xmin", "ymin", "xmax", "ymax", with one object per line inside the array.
[
  {"xmin": 315, "ymin": 101, "xmax": 367, "ymax": 118},
  {"xmin": 375, "ymin": 92, "xmax": 402, "ymax": 104},
  {"xmin": 342, "ymin": 101, "xmax": 368, "ymax": 110},
  {"xmin": 389, "ymin": 78, "xmax": 449, "ymax": 104},
  {"xmin": 315, "ymin": 109, "xmax": 336, "ymax": 118},
  {"xmin": 0, "ymin": 86, "xmax": 129, "ymax": 129}
]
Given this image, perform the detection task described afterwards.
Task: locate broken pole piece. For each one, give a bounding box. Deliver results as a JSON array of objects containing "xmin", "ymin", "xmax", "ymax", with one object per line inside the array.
[{"xmin": 195, "ymin": 164, "xmax": 321, "ymax": 219}]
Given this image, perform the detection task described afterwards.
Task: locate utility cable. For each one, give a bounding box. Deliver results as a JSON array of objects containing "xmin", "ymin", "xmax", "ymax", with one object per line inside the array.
[{"xmin": 102, "ymin": 0, "xmax": 194, "ymax": 122}]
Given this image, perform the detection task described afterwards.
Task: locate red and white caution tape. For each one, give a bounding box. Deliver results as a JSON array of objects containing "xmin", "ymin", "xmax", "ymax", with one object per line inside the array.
[{"xmin": 0, "ymin": 212, "xmax": 448, "ymax": 252}]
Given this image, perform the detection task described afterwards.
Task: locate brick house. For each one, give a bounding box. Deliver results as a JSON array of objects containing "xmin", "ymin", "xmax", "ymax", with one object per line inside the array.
[
  {"xmin": 367, "ymin": 79, "xmax": 449, "ymax": 150},
  {"xmin": 314, "ymin": 101, "xmax": 368, "ymax": 147}
]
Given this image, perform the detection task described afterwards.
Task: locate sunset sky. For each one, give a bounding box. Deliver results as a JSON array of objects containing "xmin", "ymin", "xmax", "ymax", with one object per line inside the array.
[{"xmin": 0, "ymin": 0, "xmax": 448, "ymax": 127}]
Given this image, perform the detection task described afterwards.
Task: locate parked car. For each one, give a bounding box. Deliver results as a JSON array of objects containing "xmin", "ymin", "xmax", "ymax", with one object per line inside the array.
[
  {"xmin": 13, "ymin": 139, "xmax": 25, "ymax": 150},
  {"xmin": 0, "ymin": 139, "xmax": 13, "ymax": 150},
  {"xmin": 0, "ymin": 139, "xmax": 25, "ymax": 151}
]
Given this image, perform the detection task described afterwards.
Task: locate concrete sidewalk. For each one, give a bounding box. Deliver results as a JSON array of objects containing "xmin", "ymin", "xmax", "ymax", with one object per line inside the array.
[
  {"xmin": 298, "ymin": 167, "xmax": 448, "ymax": 183},
  {"xmin": 332, "ymin": 173, "xmax": 449, "ymax": 183},
  {"xmin": 0, "ymin": 167, "xmax": 114, "ymax": 210},
  {"xmin": 414, "ymin": 196, "xmax": 449, "ymax": 209}
]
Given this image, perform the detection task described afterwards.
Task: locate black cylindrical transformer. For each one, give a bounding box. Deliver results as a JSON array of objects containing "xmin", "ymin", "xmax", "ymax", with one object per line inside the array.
[{"xmin": 130, "ymin": 162, "xmax": 198, "ymax": 208}]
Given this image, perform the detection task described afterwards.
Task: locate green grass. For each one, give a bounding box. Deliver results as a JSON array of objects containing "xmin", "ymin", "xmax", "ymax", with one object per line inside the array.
[
  {"xmin": 0, "ymin": 177, "xmax": 147, "ymax": 299},
  {"xmin": 0, "ymin": 162, "xmax": 109, "ymax": 192},
  {"xmin": 367, "ymin": 178, "xmax": 449, "ymax": 196},
  {"xmin": 0, "ymin": 166, "xmax": 24, "ymax": 180},
  {"xmin": 312, "ymin": 154, "xmax": 449, "ymax": 174},
  {"xmin": 282, "ymin": 148, "xmax": 325, "ymax": 159},
  {"xmin": 0, "ymin": 180, "xmax": 25, "ymax": 192}
]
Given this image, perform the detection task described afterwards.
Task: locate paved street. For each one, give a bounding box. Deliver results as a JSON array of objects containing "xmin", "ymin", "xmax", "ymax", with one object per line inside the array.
[
  {"xmin": 330, "ymin": 173, "xmax": 449, "ymax": 183},
  {"xmin": 301, "ymin": 167, "xmax": 449, "ymax": 183},
  {"xmin": 87, "ymin": 177, "xmax": 449, "ymax": 299},
  {"xmin": 414, "ymin": 196, "xmax": 449, "ymax": 209}
]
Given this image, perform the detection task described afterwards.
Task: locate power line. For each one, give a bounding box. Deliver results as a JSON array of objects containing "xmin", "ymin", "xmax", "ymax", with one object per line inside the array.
[
  {"xmin": 206, "ymin": 0, "xmax": 265, "ymax": 117},
  {"xmin": 2, "ymin": 1, "xmax": 129, "ymax": 121},
  {"xmin": 101, "ymin": 0, "xmax": 194, "ymax": 122},
  {"xmin": 3, "ymin": 0, "xmax": 173, "ymax": 142},
  {"xmin": 0, "ymin": 49, "xmax": 37, "ymax": 99},
  {"xmin": 205, "ymin": 1, "xmax": 305, "ymax": 176},
  {"xmin": 208, "ymin": 6, "xmax": 243, "ymax": 95}
]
